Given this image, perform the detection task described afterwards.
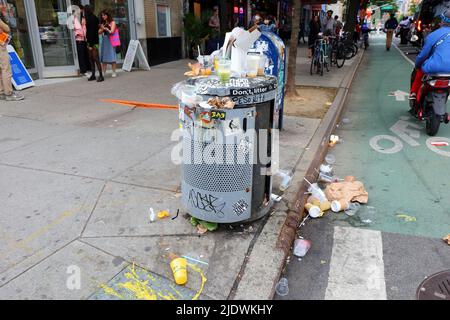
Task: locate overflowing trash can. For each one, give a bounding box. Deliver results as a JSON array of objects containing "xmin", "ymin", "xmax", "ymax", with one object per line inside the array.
[{"xmin": 174, "ymin": 75, "xmax": 278, "ymax": 223}]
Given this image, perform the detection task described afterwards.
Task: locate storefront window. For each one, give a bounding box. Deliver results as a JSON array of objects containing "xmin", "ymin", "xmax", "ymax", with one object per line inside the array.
[
  {"xmin": 35, "ymin": 0, "xmax": 75, "ymax": 67},
  {"xmin": 3, "ymin": 0, "xmax": 35, "ymax": 69},
  {"xmin": 157, "ymin": 4, "xmax": 171, "ymax": 37}
]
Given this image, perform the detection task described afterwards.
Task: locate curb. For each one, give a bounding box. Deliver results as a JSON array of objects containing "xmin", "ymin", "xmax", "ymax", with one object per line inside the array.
[{"xmin": 231, "ymin": 50, "xmax": 365, "ymax": 300}]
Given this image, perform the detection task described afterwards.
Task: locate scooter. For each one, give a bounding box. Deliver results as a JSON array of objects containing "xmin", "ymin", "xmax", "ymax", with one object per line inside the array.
[
  {"xmin": 409, "ymin": 36, "xmax": 450, "ymax": 136},
  {"xmin": 410, "ymin": 72, "xmax": 450, "ymax": 136}
]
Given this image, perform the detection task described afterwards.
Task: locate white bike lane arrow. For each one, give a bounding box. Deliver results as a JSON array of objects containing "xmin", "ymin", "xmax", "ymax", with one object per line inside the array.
[
  {"xmin": 388, "ymin": 90, "xmax": 410, "ymax": 101},
  {"xmin": 389, "ymin": 117, "xmax": 422, "ymax": 147}
]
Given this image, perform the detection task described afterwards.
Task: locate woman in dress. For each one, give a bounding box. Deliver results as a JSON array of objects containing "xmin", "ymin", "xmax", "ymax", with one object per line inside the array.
[
  {"xmin": 99, "ymin": 10, "xmax": 117, "ymax": 78},
  {"xmin": 85, "ymin": 5, "xmax": 103, "ymax": 82}
]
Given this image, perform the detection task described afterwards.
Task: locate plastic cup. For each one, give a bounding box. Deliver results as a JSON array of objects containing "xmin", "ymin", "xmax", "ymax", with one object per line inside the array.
[
  {"xmin": 181, "ymin": 85, "xmax": 197, "ymax": 106},
  {"xmin": 258, "ymin": 55, "xmax": 267, "ymax": 76},
  {"xmin": 218, "ymin": 59, "xmax": 231, "ymax": 84},
  {"xmin": 275, "ymin": 277, "xmax": 289, "ymax": 296},
  {"xmin": 246, "ymin": 54, "xmax": 260, "ymax": 78},
  {"xmin": 325, "ymin": 154, "xmax": 336, "ymax": 165}
]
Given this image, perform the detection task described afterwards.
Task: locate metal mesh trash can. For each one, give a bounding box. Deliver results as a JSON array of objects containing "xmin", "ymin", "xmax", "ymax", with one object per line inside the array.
[{"xmin": 178, "ymin": 76, "xmax": 278, "ymax": 223}]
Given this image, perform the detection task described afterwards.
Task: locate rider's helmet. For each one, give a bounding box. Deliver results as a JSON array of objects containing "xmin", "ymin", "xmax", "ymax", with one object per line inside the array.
[{"xmin": 440, "ymin": 9, "xmax": 450, "ymax": 26}]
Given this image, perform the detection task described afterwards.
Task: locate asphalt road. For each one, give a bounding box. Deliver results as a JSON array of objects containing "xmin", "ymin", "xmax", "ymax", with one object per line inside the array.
[{"xmin": 277, "ymin": 34, "xmax": 450, "ymax": 300}]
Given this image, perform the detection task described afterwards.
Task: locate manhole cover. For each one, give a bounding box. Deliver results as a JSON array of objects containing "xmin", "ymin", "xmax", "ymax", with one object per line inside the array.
[{"xmin": 416, "ymin": 270, "xmax": 450, "ymax": 300}]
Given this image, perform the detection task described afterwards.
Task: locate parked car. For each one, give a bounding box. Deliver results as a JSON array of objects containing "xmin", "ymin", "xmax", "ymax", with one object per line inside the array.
[{"xmin": 39, "ymin": 26, "xmax": 58, "ymax": 44}]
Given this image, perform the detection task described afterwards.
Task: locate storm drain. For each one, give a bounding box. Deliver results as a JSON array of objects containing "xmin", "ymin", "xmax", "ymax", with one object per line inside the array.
[{"xmin": 416, "ymin": 270, "xmax": 450, "ymax": 300}]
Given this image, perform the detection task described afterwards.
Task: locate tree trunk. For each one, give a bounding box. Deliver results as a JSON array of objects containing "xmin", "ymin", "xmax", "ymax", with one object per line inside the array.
[
  {"xmin": 285, "ymin": 0, "xmax": 301, "ymax": 99},
  {"xmin": 343, "ymin": 0, "xmax": 359, "ymax": 35}
]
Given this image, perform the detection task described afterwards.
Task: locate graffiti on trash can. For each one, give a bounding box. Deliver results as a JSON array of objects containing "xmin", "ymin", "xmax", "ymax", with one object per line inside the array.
[
  {"xmin": 188, "ymin": 189, "xmax": 225, "ymax": 217},
  {"xmin": 233, "ymin": 199, "xmax": 249, "ymax": 216}
]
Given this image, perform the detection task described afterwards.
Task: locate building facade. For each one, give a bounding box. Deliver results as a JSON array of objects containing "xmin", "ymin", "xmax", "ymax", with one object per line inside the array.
[{"xmin": 1, "ymin": 0, "xmax": 183, "ymax": 79}]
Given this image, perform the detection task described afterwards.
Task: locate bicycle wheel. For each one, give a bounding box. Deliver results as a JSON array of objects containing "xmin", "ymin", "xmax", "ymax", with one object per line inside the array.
[{"xmin": 335, "ymin": 44, "xmax": 345, "ymax": 68}]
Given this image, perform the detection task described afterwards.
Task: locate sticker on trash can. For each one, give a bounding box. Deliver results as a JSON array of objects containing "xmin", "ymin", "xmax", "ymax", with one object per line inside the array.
[
  {"xmin": 211, "ymin": 110, "xmax": 226, "ymax": 120},
  {"xmin": 233, "ymin": 199, "xmax": 249, "ymax": 216},
  {"xmin": 224, "ymin": 118, "xmax": 243, "ymax": 136},
  {"xmin": 238, "ymin": 138, "xmax": 253, "ymax": 155}
]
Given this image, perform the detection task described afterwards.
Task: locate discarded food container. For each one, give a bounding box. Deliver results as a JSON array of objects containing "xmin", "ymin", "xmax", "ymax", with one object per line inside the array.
[
  {"xmin": 246, "ymin": 53, "xmax": 260, "ymax": 78},
  {"xmin": 319, "ymin": 164, "xmax": 333, "ymax": 175},
  {"xmin": 275, "ymin": 277, "xmax": 289, "ymax": 296},
  {"xmin": 157, "ymin": 210, "xmax": 170, "ymax": 219},
  {"xmin": 277, "ymin": 170, "xmax": 293, "ymax": 191},
  {"xmin": 307, "ymin": 182, "xmax": 327, "ymax": 203},
  {"xmin": 325, "ymin": 154, "xmax": 336, "ymax": 165},
  {"xmin": 293, "ymin": 239, "xmax": 311, "ymax": 257},
  {"xmin": 344, "ymin": 202, "xmax": 361, "ymax": 216},
  {"xmin": 331, "ymin": 200, "xmax": 349, "ymax": 213},
  {"xmin": 170, "ymin": 257, "xmax": 188, "ymax": 285},
  {"xmin": 149, "ymin": 207, "xmax": 156, "ymax": 222},
  {"xmin": 305, "ymin": 203, "xmax": 322, "ymax": 218}
]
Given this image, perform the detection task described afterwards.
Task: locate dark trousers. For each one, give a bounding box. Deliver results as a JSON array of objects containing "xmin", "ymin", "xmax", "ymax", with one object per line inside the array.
[{"xmin": 76, "ymin": 41, "xmax": 91, "ymax": 74}]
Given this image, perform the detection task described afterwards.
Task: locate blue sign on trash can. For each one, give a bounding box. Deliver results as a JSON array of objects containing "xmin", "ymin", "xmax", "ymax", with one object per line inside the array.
[{"xmin": 252, "ymin": 32, "xmax": 286, "ymax": 129}]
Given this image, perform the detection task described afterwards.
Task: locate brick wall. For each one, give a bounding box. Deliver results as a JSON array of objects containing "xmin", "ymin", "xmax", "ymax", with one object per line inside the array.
[{"xmin": 144, "ymin": 0, "xmax": 182, "ymax": 38}]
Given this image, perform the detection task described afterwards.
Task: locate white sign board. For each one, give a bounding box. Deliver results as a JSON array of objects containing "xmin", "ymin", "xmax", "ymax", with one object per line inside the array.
[{"xmin": 122, "ymin": 40, "xmax": 150, "ymax": 72}]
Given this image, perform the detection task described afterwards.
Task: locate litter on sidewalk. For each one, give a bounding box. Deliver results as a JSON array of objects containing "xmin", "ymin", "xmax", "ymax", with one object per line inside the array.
[
  {"xmin": 293, "ymin": 239, "xmax": 311, "ymax": 257},
  {"xmin": 190, "ymin": 217, "xmax": 219, "ymax": 234},
  {"xmin": 396, "ymin": 214, "xmax": 417, "ymax": 222},
  {"xmin": 443, "ymin": 234, "xmax": 450, "ymax": 245},
  {"xmin": 275, "ymin": 278, "xmax": 289, "ymax": 296}
]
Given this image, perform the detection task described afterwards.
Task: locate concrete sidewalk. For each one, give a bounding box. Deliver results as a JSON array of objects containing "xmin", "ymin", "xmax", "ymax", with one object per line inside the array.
[{"xmin": 0, "ymin": 47, "xmax": 362, "ymax": 300}]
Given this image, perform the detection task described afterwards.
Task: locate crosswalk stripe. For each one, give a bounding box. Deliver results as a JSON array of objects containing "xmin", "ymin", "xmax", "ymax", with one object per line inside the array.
[{"xmin": 325, "ymin": 226, "xmax": 387, "ymax": 300}]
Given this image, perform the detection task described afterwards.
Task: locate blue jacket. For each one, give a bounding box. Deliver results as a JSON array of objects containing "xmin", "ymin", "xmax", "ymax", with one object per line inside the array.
[{"xmin": 415, "ymin": 26, "xmax": 450, "ymax": 74}]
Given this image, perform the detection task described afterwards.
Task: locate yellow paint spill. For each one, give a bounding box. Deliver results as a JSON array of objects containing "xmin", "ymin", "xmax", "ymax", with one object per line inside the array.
[
  {"xmin": 188, "ymin": 262, "xmax": 207, "ymax": 300},
  {"xmin": 100, "ymin": 284, "xmax": 124, "ymax": 299},
  {"xmin": 118, "ymin": 263, "xmax": 157, "ymax": 300},
  {"xmin": 100, "ymin": 262, "xmax": 207, "ymax": 300}
]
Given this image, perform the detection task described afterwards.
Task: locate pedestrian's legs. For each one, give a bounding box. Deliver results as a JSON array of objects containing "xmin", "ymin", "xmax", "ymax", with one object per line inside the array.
[
  {"xmin": 386, "ymin": 30, "xmax": 394, "ymax": 49},
  {"xmin": 102, "ymin": 63, "xmax": 107, "ymax": 74},
  {"xmin": 0, "ymin": 45, "xmax": 13, "ymax": 96}
]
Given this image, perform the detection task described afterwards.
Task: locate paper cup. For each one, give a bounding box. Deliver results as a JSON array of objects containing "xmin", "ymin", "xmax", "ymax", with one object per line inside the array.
[
  {"xmin": 308, "ymin": 205, "xmax": 322, "ymax": 218},
  {"xmin": 331, "ymin": 200, "xmax": 349, "ymax": 213}
]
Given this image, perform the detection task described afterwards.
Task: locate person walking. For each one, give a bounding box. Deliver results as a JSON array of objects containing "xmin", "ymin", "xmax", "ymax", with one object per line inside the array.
[
  {"xmin": 308, "ymin": 15, "xmax": 320, "ymax": 58},
  {"xmin": 84, "ymin": 5, "xmax": 103, "ymax": 82},
  {"xmin": 207, "ymin": 6, "xmax": 220, "ymax": 54},
  {"xmin": 0, "ymin": 8, "xmax": 23, "ymax": 101},
  {"xmin": 322, "ymin": 10, "xmax": 335, "ymax": 36},
  {"xmin": 99, "ymin": 10, "xmax": 117, "ymax": 78},
  {"xmin": 399, "ymin": 16, "xmax": 411, "ymax": 45},
  {"xmin": 384, "ymin": 13, "xmax": 399, "ymax": 51},
  {"xmin": 260, "ymin": 16, "xmax": 276, "ymax": 33},
  {"xmin": 73, "ymin": 5, "xmax": 90, "ymax": 77},
  {"xmin": 334, "ymin": 15, "xmax": 343, "ymax": 36}
]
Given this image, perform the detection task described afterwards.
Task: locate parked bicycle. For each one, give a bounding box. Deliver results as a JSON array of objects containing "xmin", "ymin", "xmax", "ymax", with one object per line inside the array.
[{"xmin": 310, "ymin": 36, "xmax": 330, "ymax": 76}]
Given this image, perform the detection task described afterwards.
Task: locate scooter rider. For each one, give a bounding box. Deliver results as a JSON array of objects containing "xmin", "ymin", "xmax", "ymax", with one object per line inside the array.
[{"xmin": 410, "ymin": 9, "xmax": 450, "ymax": 105}]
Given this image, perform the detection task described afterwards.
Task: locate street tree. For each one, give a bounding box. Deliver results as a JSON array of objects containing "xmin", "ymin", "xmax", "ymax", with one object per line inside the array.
[{"xmin": 285, "ymin": 0, "xmax": 301, "ymax": 99}]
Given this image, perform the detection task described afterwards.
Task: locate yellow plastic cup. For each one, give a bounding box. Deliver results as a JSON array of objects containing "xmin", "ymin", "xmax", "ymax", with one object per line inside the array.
[{"xmin": 170, "ymin": 257, "xmax": 187, "ymax": 285}]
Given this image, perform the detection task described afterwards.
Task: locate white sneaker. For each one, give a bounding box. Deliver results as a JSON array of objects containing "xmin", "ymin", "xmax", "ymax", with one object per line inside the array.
[
  {"xmin": 5, "ymin": 92, "xmax": 24, "ymax": 101},
  {"xmin": 112, "ymin": 72, "xmax": 117, "ymax": 78}
]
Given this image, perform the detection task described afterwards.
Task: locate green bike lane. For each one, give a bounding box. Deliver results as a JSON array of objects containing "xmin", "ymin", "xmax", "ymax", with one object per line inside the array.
[
  {"xmin": 278, "ymin": 35, "xmax": 450, "ymax": 300},
  {"xmin": 330, "ymin": 36, "xmax": 450, "ymax": 239}
]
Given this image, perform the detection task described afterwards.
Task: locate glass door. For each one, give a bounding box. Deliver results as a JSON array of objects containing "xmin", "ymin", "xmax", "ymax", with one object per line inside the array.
[{"xmin": 29, "ymin": 0, "xmax": 77, "ymax": 77}]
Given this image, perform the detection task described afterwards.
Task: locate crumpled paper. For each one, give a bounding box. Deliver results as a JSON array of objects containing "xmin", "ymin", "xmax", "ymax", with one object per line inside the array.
[{"xmin": 324, "ymin": 176, "xmax": 369, "ymax": 204}]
